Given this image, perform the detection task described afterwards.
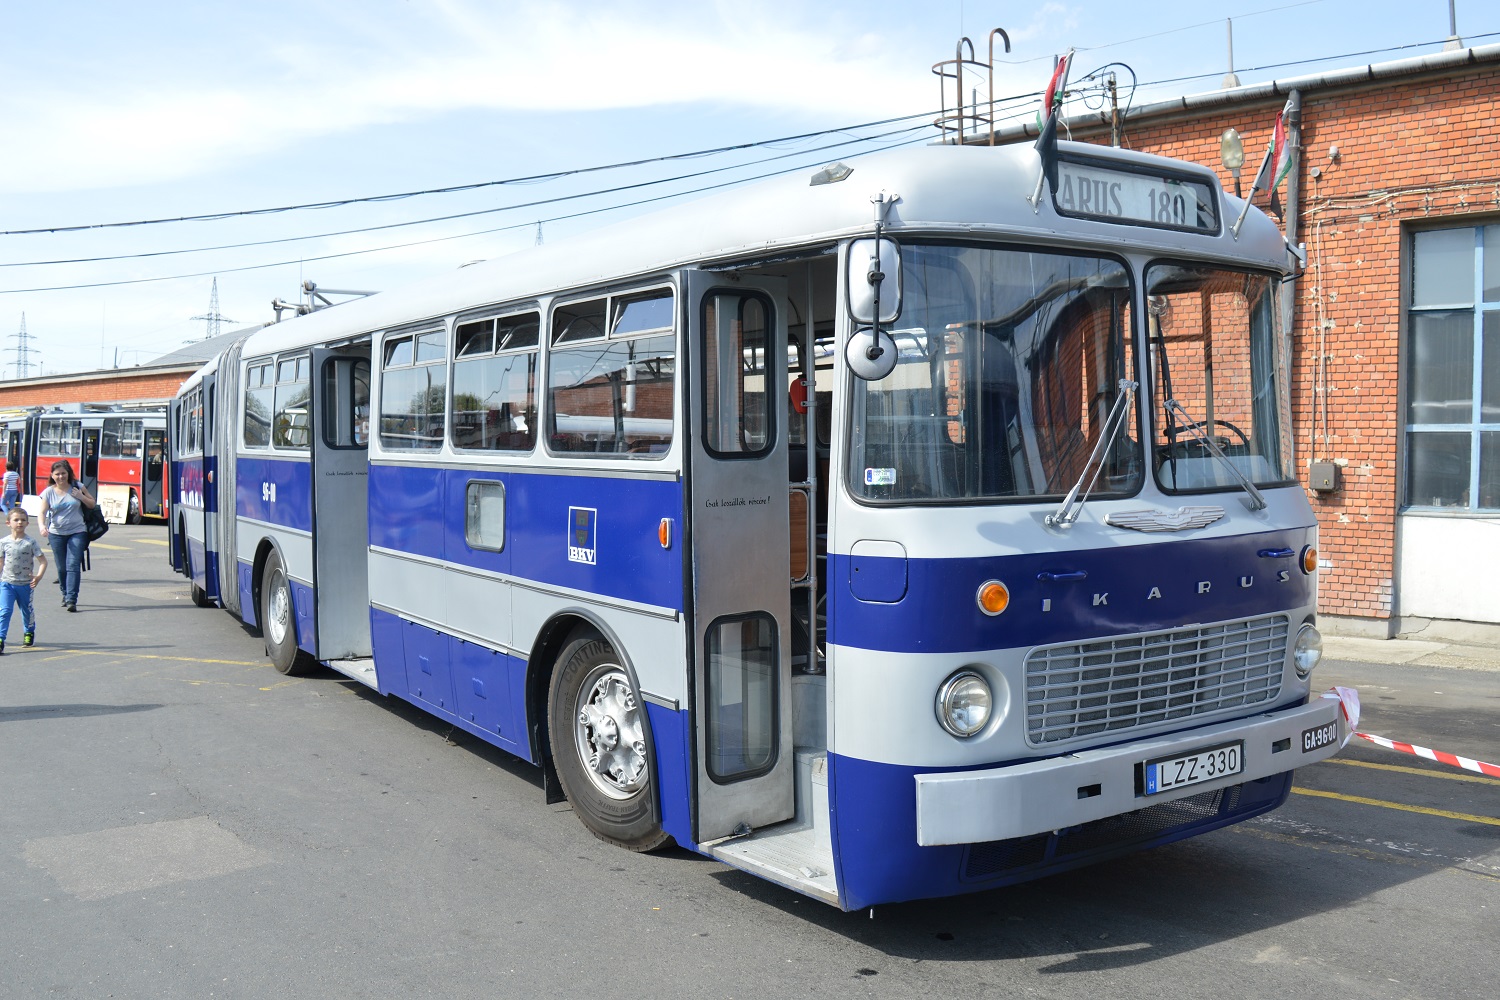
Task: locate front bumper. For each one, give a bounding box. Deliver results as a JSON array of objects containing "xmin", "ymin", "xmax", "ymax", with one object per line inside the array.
[{"xmin": 914, "ymin": 698, "xmax": 1342, "ymax": 846}]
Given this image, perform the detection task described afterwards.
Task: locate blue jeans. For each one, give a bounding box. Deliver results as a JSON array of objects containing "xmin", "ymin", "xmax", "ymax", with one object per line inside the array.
[
  {"xmin": 0, "ymin": 581, "xmax": 35, "ymax": 640},
  {"xmin": 0, "ymin": 489, "xmax": 18, "ymax": 513},
  {"xmin": 49, "ymin": 531, "xmax": 86, "ymax": 606}
]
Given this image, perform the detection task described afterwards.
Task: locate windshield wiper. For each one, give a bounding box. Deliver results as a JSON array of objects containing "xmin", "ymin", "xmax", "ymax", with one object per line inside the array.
[
  {"xmin": 1163, "ymin": 398, "xmax": 1267, "ymax": 510},
  {"xmin": 1046, "ymin": 379, "xmax": 1138, "ymax": 527}
]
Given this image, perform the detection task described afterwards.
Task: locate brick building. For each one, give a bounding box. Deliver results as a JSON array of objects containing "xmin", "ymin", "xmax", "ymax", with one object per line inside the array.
[
  {"xmin": 989, "ymin": 43, "xmax": 1500, "ymax": 639},
  {"xmin": 0, "ymin": 326, "xmax": 259, "ymax": 412}
]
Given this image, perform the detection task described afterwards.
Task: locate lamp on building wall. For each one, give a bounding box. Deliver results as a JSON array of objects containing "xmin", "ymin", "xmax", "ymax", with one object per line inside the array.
[{"xmin": 1219, "ymin": 128, "xmax": 1245, "ymax": 199}]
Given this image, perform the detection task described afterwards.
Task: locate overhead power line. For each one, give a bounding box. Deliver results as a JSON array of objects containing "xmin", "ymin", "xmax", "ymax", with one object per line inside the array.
[
  {"xmin": 0, "ymin": 117, "xmax": 952, "ymax": 270},
  {"xmin": 0, "ymin": 109, "xmax": 945, "ymax": 237}
]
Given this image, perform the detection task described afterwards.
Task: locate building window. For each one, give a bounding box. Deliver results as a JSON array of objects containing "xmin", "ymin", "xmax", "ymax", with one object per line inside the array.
[{"xmin": 1406, "ymin": 225, "xmax": 1500, "ymax": 510}]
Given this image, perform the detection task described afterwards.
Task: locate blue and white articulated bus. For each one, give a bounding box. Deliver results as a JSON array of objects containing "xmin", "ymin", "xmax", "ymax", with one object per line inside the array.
[{"xmin": 168, "ymin": 139, "xmax": 1347, "ymax": 910}]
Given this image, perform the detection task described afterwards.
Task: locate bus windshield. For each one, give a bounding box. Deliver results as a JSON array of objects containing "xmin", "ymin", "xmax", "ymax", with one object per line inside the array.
[
  {"xmin": 849, "ymin": 243, "xmax": 1138, "ymax": 503},
  {"xmin": 1146, "ymin": 264, "xmax": 1293, "ymax": 492}
]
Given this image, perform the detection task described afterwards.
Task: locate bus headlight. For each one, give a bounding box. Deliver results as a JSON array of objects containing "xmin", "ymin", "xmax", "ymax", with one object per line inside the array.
[
  {"xmin": 935, "ymin": 670, "xmax": 992, "ymax": 738},
  {"xmin": 1293, "ymin": 623, "xmax": 1323, "ymax": 679}
]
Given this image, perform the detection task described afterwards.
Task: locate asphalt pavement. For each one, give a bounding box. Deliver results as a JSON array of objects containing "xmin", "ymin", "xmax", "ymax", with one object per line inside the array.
[{"xmin": 2, "ymin": 526, "xmax": 1496, "ymax": 1000}]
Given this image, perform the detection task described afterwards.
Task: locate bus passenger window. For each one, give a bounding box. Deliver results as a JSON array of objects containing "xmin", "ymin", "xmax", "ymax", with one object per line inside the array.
[
  {"xmin": 549, "ymin": 290, "xmax": 675, "ymax": 457},
  {"xmin": 453, "ymin": 312, "xmax": 539, "ymax": 452},
  {"xmin": 244, "ymin": 361, "xmax": 275, "ymax": 447},
  {"xmin": 273, "ymin": 355, "xmax": 312, "ymax": 450},
  {"xmin": 380, "ymin": 329, "xmax": 446, "ymax": 451}
]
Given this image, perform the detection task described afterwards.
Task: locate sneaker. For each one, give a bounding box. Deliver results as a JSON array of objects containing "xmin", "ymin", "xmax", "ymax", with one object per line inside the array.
[
  {"xmin": 0, "ymin": 641, "xmax": 6, "ymax": 655},
  {"xmin": 22, "ymin": 632, "xmax": 33, "ymax": 647},
  {"xmin": 65, "ymin": 603, "xmax": 76, "ymax": 613}
]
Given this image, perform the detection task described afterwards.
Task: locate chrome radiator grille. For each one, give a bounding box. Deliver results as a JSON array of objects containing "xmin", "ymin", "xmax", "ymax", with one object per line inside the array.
[{"xmin": 1025, "ymin": 614, "xmax": 1289, "ymax": 747}]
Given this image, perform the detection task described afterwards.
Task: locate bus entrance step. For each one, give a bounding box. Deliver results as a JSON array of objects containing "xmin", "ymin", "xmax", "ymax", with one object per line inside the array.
[{"xmin": 325, "ymin": 658, "xmax": 378, "ymax": 690}]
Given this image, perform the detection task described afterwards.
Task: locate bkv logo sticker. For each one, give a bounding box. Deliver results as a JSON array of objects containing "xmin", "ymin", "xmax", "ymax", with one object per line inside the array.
[{"xmin": 568, "ymin": 507, "xmax": 597, "ymax": 565}]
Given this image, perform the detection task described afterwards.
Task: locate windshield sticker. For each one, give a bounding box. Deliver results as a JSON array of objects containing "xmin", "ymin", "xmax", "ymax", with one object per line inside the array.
[
  {"xmin": 864, "ymin": 468, "xmax": 896, "ymax": 486},
  {"xmin": 568, "ymin": 506, "xmax": 597, "ymax": 565}
]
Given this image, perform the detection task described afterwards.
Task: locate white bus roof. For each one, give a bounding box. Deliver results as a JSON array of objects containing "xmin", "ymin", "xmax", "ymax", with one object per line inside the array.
[{"xmin": 223, "ymin": 141, "xmax": 1288, "ymax": 366}]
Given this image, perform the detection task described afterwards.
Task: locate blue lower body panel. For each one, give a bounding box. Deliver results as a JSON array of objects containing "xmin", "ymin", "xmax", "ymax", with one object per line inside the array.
[
  {"xmin": 366, "ymin": 607, "xmax": 692, "ymax": 839},
  {"xmin": 827, "ymin": 752, "xmax": 1293, "ymax": 910},
  {"xmin": 238, "ymin": 560, "xmax": 256, "ymax": 629},
  {"xmin": 645, "ymin": 703, "xmax": 692, "ymax": 847},
  {"xmin": 292, "ymin": 580, "xmax": 315, "ymax": 655}
]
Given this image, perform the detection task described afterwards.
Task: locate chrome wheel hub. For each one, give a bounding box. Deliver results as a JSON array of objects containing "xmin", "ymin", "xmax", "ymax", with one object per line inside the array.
[
  {"xmin": 573, "ymin": 666, "xmax": 648, "ymax": 799},
  {"xmin": 267, "ymin": 576, "xmax": 290, "ymax": 646}
]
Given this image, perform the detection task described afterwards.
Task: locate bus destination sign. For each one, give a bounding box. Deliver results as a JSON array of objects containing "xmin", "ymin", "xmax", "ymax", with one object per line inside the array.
[{"xmin": 1053, "ymin": 158, "xmax": 1217, "ymax": 233}]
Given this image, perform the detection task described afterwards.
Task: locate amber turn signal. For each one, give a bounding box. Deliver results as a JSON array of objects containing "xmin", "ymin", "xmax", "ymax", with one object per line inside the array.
[
  {"xmin": 658, "ymin": 518, "xmax": 673, "ymax": 549},
  {"xmin": 1300, "ymin": 545, "xmax": 1318, "ymax": 575},
  {"xmin": 976, "ymin": 580, "xmax": 1009, "ymax": 616}
]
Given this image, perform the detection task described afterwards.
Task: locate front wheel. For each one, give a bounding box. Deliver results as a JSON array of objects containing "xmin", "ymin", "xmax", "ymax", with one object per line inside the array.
[
  {"xmin": 548, "ymin": 631, "xmax": 670, "ymax": 852},
  {"xmin": 261, "ymin": 551, "xmax": 310, "ymax": 675},
  {"xmin": 127, "ymin": 491, "xmax": 142, "ymax": 525}
]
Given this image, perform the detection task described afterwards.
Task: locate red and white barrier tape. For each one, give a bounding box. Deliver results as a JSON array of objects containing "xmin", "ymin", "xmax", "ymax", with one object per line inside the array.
[
  {"xmin": 1352, "ymin": 732, "xmax": 1500, "ymax": 779},
  {"xmin": 1320, "ymin": 687, "xmax": 1499, "ymax": 778}
]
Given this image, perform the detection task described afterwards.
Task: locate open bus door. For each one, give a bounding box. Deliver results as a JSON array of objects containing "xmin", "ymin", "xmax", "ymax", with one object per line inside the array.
[
  {"xmin": 683, "ymin": 270, "xmax": 795, "ymax": 843},
  {"xmin": 142, "ymin": 428, "xmax": 165, "ymax": 518},
  {"xmin": 309, "ymin": 347, "xmax": 372, "ymax": 668},
  {"xmin": 2, "ymin": 419, "xmax": 28, "ymax": 496},
  {"xmin": 81, "ymin": 427, "xmax": 100, "ymax": 494}
]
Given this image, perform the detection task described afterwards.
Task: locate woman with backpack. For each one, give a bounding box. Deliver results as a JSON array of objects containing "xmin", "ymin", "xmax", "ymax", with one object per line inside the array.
[{"xmin": 39, "ymin": 459, "xmax": 96, "ymax": 613}]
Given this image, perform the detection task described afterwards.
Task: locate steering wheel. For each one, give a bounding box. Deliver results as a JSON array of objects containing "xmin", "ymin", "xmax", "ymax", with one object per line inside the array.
[{"xmin": 1173, "ymin": 418, "xmax": 1251, "ymax": 453}]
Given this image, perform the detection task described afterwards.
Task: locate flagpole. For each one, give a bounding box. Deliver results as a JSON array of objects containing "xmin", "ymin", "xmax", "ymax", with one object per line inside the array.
[
  {"xmin": 1231, "ymin": 136, "xmax": 1276, "ymax": 238},
  {"xmin": 1028, "ymin": 50, "xmax": 1074, "ymax": 210}
]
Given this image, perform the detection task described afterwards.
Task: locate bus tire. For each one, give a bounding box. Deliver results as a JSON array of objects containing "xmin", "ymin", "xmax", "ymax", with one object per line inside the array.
[
  {"xmin": 127, "ymin": 490, "xmax": 142, "ymax": 525},
  {"xmin": 261, "ymin": 551, "xmax": 310, "ymax": 675},
  {"xmin": 191, "ymin": 583, "xmax": 213, "ymax": 608},
  {"xmin": 547, "ymin": 631, "xmax": 670, "ymax": 852}
]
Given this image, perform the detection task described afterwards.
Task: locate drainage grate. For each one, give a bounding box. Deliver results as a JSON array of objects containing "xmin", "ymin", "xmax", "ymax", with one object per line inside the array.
[{"xmin": 1025, "ymin": 614, "xmax": 1288, "ymax": 748}]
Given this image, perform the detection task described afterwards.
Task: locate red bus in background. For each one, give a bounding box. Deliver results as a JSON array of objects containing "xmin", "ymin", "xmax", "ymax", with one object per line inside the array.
[{"xmin": 2, "ymin": 405, "xmax": 168, "ymax": 523}]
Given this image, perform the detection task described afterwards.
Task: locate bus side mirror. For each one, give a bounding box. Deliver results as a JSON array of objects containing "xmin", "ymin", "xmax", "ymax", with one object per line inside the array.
[
  {"xmin": 846, "ymin": 238, "xmax": 902, "ymax": 326},
  {"xmin": 846, "ymin": 327, "xmax": 898, "ymax": 381}
]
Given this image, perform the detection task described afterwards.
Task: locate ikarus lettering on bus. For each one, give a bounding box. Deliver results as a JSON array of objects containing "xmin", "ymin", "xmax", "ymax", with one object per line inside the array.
[{"xmin": 568, "ymin": 506, "xmax": 597, "ymax": 565}]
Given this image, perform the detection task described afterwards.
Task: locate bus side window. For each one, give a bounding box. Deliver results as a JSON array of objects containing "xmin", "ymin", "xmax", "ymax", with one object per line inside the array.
[
  {"xmin": 321, "ymin": 356, "xmax": 371, "ymax": 449},
  {"xmin": 453, "ymin": 312, "xmax": 538, "ymax": 452},
  {"xmin": 380, "ymin": 329, "xmax": 446, "ymax": 451},
  {"xmin": 702, "ymin": 290, "xmax": 773, "ymax": 458},
  {"xmin": 549, "ymin": 290, "xmax": 675, "ymax": 457},
  {"xmin": 244, "ymin": 362, "xmax": 275, "ymax": 448}
]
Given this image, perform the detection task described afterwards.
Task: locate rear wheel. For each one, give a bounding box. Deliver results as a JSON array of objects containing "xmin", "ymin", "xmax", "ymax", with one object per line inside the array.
[
  {"xmin": 181, "ymin": 523, "xmax": 212, "ymax": 607},
  {"xmin": 548, "ymin": 631, "xmax": 670, "ymax": 852},
  {"xmin": 127, "ymin": 490, "xmax": 142, "ymax": 525},
  {"xmin": 261, "ymin": 551, "xmax": 310, "ymax": 675}
]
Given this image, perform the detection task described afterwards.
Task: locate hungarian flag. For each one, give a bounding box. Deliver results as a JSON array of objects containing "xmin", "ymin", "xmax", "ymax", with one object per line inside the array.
[
  {"xmin": 1248, "ymin": 97, "xmax": 1295, "ymax": 215},
  {"xmin": 1034, "ymin": 51, "xmax": 1073, "ymax": 195}
]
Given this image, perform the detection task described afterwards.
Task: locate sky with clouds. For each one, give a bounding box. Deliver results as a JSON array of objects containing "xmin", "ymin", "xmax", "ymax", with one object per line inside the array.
[{"xmin": 0, "ymin": 0, "xmax": 1488, "ymax": 377}]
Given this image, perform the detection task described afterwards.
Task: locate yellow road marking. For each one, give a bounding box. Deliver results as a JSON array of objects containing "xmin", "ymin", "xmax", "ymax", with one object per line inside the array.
[
  {"xmin": 1291, "ymin": 787, "xmax": 1500, "ymax": 827},
  {"xmin": 134, "ymin": 538, "xmax": 169, "ymax": 546},
  {"xmin": 1325, "ymin": 757, "xmax": 1500, "ymax": 786},
  {"xmin": 1233, "ymin": 825, "xmax": 1500, "ymax": 885},
  {"xmin": 47, "ymin": 648, "xmax": 264, "ymax": 667},
  {"xmin": 88, "ymin": 543, "xmax": 129, "ymax": 550}
]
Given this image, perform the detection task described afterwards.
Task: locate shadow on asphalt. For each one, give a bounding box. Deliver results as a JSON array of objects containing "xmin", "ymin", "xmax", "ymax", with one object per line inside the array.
[{"xmin": 0, "ymin": 703, "xmax": 164, "ymax": 722}]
